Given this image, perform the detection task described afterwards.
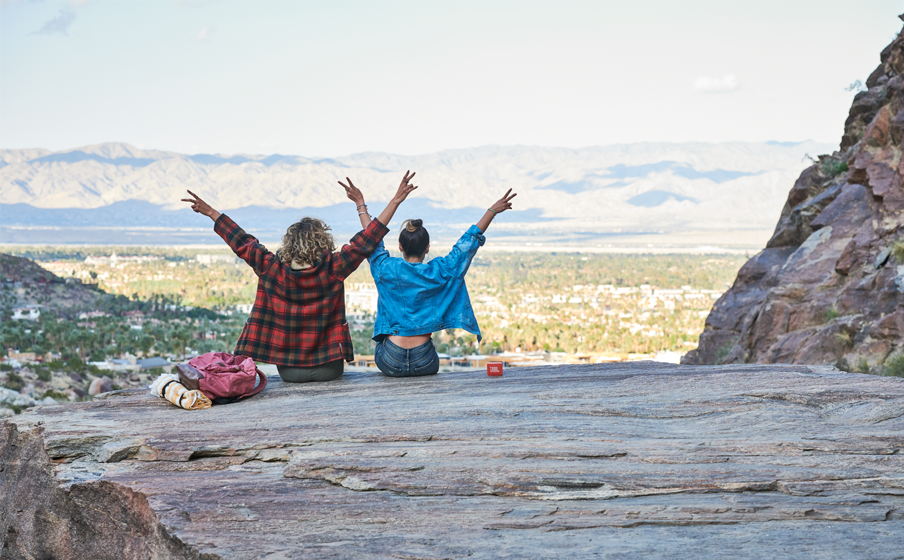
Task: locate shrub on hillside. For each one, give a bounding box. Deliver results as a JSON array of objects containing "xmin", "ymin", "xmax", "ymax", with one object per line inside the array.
[
  {"xmin": 882, "ymin": 353, "xmax": 904, "ymax": 377},
  {"xmin": 715, "ymin": 343, "xmax": 733, "ymax": 365},
  {"xmin": 41, "ymin": 389, "xmax": 69, "ymax": 401},
  {"xmin": 821, "ymin": 159, "xmax": 849, "ymax": 177},
  {"xmin": 892, "ymin": 241, "xmax": 904, "ymax": 264},
  {"xmin": 3, "ymin": 371, "xmax": 25, "ymax": 391}
]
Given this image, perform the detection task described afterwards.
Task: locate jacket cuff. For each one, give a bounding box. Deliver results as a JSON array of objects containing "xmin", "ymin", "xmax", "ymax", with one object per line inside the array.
[{"xmin": 466, "ymin": 224, "xmax": 487, "ymax": 246}]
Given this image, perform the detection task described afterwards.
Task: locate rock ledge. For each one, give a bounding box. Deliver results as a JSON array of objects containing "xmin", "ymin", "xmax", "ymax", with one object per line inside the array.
[{"xmin": 2, "ymin": 363, "xmax": 903, "ymax": 558}]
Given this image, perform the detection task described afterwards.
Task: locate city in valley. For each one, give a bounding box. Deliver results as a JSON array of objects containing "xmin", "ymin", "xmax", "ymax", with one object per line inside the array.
[{"xmin": 0, "ymin": 244, "xmax": 746, "ymax": 413}]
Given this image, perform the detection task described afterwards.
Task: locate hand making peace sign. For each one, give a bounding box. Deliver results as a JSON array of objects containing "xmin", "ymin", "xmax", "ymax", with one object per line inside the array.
[
  {"xmin": 181, "ymin": 190, "xmax": 221, "ymax": 221},
  {"xmin": 392, "ymin": 170, "xmax": 418, "ymax": 203},
  {"xmin": 489, "ymin": 189, "xmax": 517, "ymax": 215},
  {"xmin": 338, "ymin": 177, "xmax": 365, "ymax": 207}
]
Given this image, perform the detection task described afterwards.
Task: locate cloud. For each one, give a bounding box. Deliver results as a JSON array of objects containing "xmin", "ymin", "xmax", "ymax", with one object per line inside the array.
[
  {"xmin": 194, "ymin": 24, "xmax": 217, "ymax": 42},
  {"xmin": 31, "ymin": 9, "xmax": 77, "ymax": 36},
  {"xmin": 693, "ymin": 74, "xmax": 740, "ymax": 93}
]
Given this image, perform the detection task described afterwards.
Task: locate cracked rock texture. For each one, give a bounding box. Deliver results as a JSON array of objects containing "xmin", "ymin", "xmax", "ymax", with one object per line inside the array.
[
  {"xmin": 2, "ymin": 363, "xmax": 903, "ymax": 559},
  {"xmin": 684, "ymin": 16, "xmax": 904, "ymax": 370}
]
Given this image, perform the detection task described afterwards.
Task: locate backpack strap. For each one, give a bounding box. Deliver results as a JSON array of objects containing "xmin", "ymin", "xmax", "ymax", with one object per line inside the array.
[{"xmin": 244, "ymin": 366, "xmax": 268, "ymax": 398}]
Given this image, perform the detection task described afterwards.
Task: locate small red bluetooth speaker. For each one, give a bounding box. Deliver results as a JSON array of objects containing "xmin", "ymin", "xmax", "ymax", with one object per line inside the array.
[{"xmin": 487, "ymin": 362, "xmax": 503, "ymax": 376}]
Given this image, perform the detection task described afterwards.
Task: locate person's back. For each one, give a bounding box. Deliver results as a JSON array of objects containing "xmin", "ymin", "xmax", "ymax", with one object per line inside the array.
[
  {"xmin": 367, "ymin": 190, "xmax": 517, "ymax": 377},
  {"xmin": 221, "ymin": 214, "xmax": 387, "ymax": 376},
  {"xmin": 182, "ymin": 171, "xmax": 419, "ymax": 383}
]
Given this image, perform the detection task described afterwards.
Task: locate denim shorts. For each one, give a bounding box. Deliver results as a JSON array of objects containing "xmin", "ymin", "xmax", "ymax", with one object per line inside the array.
[{"xmin": 374, "ymin": 338, "xmax": 440, "ymax": 377}]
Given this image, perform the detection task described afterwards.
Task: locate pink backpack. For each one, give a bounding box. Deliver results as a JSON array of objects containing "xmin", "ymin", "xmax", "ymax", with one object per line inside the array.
[{"xmin": 177, "ymin": 352, "xmax": 267, "ymax": 403}]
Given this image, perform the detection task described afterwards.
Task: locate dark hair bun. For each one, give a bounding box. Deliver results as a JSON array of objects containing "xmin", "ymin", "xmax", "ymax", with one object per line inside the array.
[{"xmin": 399, "ymin": 219, "xmax": 430, "ymax": 257}]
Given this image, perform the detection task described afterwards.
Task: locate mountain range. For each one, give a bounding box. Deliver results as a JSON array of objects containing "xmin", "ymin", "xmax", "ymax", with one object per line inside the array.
[{"xmin": 0, "ymin": 140, "xmax": 835, "ymax": 244}]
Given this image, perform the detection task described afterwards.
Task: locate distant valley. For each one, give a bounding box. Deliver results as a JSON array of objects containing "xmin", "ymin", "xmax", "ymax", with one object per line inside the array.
[{"xmin": 0, "ymin": 140, "xmax": 835, "ymax": 246}]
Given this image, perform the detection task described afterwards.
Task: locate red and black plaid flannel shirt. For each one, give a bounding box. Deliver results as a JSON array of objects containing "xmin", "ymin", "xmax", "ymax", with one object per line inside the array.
[{"xmin": 214, "ymin": 214, "xmax": 389, "ymax": 366}]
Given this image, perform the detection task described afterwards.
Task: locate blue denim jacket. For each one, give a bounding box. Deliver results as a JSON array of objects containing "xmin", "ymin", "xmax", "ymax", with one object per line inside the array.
[{"xmin": 368, "ymin": 225, "xmax": 486, "ymax": 342}]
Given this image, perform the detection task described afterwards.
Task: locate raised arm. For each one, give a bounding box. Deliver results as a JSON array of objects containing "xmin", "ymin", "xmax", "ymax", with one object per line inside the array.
[
  {"xmin": 339, "ymin": 171, "xmax": 419, "ymax": 230},
  {"xmin": 476, "ymin": 189, "xmax": 517, "ymax": 233},
  {"xmin": 329, "ymin": 221, "xmax": 390, "ymax": 281},
  {"xmin": 339, "ymin": 178, "xmax": 372, "ymax": 229},
  {"xmin": 432, "ymin": 226, "xmax": 486, "ymax": 279},
  {"xmin": 375, "ymin": 171, "xmax": 418, "ymax": 226},
  {"xmin": 182, "ymin": 190, "xmax": 274, "ymax": 276}
]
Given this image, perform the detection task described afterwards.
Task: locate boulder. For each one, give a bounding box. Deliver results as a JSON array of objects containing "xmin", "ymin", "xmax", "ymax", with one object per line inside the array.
[
  {"xmin": 0, "ymin": 387, "xmax": 37, "ymax": 409},
  {"xmin": 1, "ymin": 365, "xmax": 903, "ymax": 558},
  {"xmin": 88, "ymin": 376, "xmax": 113, "ymax": 396}
]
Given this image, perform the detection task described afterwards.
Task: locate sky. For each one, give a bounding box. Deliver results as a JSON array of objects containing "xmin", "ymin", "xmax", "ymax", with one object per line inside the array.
[{"xmin": 0, "ymin": 0, "xmax": 901, "ymax": 157}]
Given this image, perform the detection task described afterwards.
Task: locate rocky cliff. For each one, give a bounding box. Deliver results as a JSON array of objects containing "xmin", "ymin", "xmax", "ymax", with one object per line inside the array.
[
  {"xmin": 684, "ymin": 16, "xmax": 904, "ymax": 372},
  {"xmin": 2, "ymin": 363, "xmax": 903, "ymax": 558}
]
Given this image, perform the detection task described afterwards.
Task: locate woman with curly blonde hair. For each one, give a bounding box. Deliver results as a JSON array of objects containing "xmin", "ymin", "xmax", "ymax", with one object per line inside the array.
[{"xmin": 182, "ymin": 171, "xmax": 418, "ymax": 383}]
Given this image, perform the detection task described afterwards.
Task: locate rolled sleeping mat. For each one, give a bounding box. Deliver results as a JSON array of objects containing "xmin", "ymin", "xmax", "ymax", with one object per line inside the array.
[{"xmin": 149, "ymin": 373, "xmax": 212, "ymax": 410}]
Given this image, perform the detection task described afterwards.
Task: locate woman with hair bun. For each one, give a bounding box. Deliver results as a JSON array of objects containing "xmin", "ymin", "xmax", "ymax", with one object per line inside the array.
[
  {"xmin": 347, "ymin": 186, "xmax": 517, "ymax": 377},
  {"xmin": 181, "ymin": 171, "xmax": 418, "ymax": 383}
]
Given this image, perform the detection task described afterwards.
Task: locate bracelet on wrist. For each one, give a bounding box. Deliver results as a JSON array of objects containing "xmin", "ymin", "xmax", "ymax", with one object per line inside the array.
[
  {"xmin": 357, "ymin": 204, "xmax": 367, "ymax": 209},
  {"xmin": 358, "ymin": 211, "xmax": 369, "ymax": 216},
  {"xmin": 487, "ymin": 208, "xmax": 498, "ymax": 217}
]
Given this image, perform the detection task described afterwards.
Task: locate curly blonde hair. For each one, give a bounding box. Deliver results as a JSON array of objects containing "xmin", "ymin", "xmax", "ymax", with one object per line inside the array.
[{"xmin": 280, "ymin": 218, "xmax": 336, "ymax": 267}]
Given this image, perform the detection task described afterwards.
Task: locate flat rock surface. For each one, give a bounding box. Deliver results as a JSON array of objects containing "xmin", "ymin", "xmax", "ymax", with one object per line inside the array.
[{"xmin": 3, "ymin": 362, "xmax": 904, "ymax": 559}]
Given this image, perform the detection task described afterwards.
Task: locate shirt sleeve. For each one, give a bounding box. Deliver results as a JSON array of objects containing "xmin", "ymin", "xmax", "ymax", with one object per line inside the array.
[
  {"xmin": 214, "ymin": 214, "xmax": 277, "ymax": 277},
  {"xmin": 432, "ymin": 224, "xmax": 486, "ymax": 279},
  {"xmin": 367, "ymin": 240, "xmax": 391, "ymax": 280},
  {"xmin": 330, "ymin": 219, "xmax": 390, "ymax": 281}
]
